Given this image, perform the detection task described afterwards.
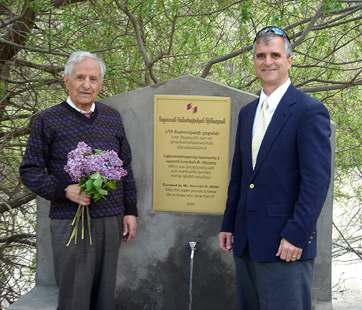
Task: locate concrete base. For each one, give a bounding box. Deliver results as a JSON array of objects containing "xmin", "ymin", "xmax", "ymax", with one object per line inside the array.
[
  {"xmin": 315, "ymin": 302, "xmax": 333, "ymax": 310},
  {"xmin": 7, "ymin": 285, "xmax": 334, "ymax": 310},
  {"xmin": 7, "ymin": 286, "xmax": 57, "ymax": 310}
]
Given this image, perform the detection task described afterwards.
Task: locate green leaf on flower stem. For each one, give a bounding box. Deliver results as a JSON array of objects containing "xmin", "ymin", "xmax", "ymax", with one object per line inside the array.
[
  {"xmin": 105, "ymin": 180, "xmax": 116, "ymax": 190},
  {"xmin": 93, "ymin": 193, "xmax": 107, "ymax": 202},
  {"xmin": 86, "ymin": 188, "xmax": 98, "ymax": 195},
  {"xmin": 90, "ymin": 171, "xmax": 102, "ymax": 179},
  {"xmin": 93, "ymin": 194, "xmax": 102, "ymax": 202},
  {"xmin": 79, "ymin": 177, "xmax": 87, "ymax": 186},
  {"xmin": 93, "ymin": 178, "xmax": 102, "ymax": 188},
  {"xmin": 94, "ymin": 149, "xmax": 103, "ymax": 155},
  {"xmin": 98, "ymin": 189, "xmax": 108, "ymax": 196},
  {"xmin": 85, "ymin": 179, "xmax": 94, "ymax": 189}
]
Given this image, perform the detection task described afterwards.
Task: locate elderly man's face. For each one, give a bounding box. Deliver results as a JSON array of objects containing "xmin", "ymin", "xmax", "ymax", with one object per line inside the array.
[{"xmin": 64, "ymin": 58, "xmax": 103, "ymax": 111}]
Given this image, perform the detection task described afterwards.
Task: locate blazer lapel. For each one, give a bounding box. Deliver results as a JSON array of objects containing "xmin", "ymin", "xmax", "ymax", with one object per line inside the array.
[
  {"xmin": 242, "ymin": 99, "xmax": 258, "ymax": 175},
  {"xmin": 252, "ymin": 85, "xmax": 297, "ymax": 174}
]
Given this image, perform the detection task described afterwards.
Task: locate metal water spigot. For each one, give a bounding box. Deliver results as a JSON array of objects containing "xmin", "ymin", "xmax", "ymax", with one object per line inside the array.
[{"xmin": 189, "ymin": 241, "xmax": 197, "ymax": 259}]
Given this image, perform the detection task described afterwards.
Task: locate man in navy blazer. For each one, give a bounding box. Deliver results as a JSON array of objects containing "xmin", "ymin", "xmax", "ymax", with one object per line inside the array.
[{"xmin": 219, "ymin": 27, "xmax": 331, "ymax": 310}]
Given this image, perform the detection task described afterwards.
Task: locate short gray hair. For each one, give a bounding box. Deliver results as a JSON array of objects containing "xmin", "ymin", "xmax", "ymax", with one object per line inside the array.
[
  {"xmin": 253, "ymin": 32, "xmax": 292, "ymax": 58},
  {"xmin": 64, "ymin": 51, "xmax": 106, "ymax": 79}
]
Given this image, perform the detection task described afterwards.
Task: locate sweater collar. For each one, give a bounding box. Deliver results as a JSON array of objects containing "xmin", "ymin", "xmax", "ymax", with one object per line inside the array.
[{"xmin": 66, "ymin": 96, "xmax": 95, "ymax": 114}]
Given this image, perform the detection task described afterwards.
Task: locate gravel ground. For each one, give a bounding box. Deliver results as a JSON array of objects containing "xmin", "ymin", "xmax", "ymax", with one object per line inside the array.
[{"xmin": 332, "ymin": 254, "xmax": 362, "ymax": 310}]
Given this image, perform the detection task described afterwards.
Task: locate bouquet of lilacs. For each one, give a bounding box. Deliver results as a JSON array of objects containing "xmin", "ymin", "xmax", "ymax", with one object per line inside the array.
[{"xmin": 64, "ymin": 142, "xmax": 127, "ymax": 246}]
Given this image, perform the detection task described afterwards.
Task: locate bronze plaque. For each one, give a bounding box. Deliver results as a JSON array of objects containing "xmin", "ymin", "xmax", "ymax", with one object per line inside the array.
[{"xmin": 153, "ymin": 95, "xmax": 231, "ymax": 214}]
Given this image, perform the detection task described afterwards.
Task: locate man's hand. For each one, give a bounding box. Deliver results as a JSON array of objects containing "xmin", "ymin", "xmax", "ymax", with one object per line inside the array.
[
  {"xmin": 65, "ymin": 184, "xmax": 91, "ymax": 206},
  {"xmin": 219, "ymin": 232, "xmax": 233, "ymax": 253},
  {"xmin": 276, "ymin": 238, "xmax": 302, "ymax": 262},
  {"xmin": 123, "ymin": 215, "xmax": 137, "ymax": 242}
]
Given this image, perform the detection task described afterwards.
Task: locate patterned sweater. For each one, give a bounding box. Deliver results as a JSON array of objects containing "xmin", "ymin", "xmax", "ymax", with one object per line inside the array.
[{"xmin": 20, "ymin": 101, "xmax": 137, "ymax": 219}]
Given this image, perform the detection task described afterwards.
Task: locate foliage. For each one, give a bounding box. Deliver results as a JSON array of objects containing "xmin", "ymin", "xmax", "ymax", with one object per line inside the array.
[
  {"xmin": 0, "ymin": 0, "xmax": 361, "ymax": 307},
  {"xmin": 0, "ymin": 201, "xmax": 36, "ymax": 308}
]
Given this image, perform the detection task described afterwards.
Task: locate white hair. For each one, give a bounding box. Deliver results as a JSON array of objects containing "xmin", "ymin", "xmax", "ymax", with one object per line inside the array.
[{"xmin": 64, "ymin": 51, "xmax": 106, "ymax": 79}]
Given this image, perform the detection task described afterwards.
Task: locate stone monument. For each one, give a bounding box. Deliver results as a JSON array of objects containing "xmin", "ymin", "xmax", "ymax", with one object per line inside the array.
[{"xmin": 8, "ymin": 75, "xmax": 335, "ymax": 310}]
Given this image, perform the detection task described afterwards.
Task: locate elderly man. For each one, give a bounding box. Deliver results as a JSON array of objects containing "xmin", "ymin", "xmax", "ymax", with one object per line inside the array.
[
  {"xmin": 20, "ymin": 51, "xmax": 137, "ymax": 310},
  {"xmin": 219, "ymin": 27, "xmax": 331, "ymax": 310}
]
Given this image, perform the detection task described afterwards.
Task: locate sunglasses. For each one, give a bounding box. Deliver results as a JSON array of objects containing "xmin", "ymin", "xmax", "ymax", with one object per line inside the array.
[{"xmin": 253, "ymin": 26, "xmax": 291, "ymax": 43}]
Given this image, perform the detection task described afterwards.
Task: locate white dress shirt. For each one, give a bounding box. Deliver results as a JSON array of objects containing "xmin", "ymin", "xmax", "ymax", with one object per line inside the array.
[
  {"xmin": 252, "ymin": 78, "xmax": 291, "ymax": 136},
  {"xmin": 66, "ymin": 96, "xmax": 95, "ymax": 114}
]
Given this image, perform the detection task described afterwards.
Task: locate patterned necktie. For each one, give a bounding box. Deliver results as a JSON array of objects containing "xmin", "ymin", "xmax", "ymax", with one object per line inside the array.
[
  {"xmin": 84, "ymin": 111, "xmax": 91, "ymax": 118},
  {"xmin": 252, "ymin": 99, "xmax": 269, "ymax": 169}
]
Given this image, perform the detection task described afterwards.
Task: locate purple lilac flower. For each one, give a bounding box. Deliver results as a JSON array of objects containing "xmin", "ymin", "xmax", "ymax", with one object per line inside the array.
[
  {"xmin": 97, "ymin": 150, "xmax": 127, "ymax": 180},
  {"xmin": 64, "ymin": 142, "xmax": 127, "ymax": 182},
  {"xmin": 64, "ymin": 142, "xmax": 92, "ymax": 182},
  {"xmin": 76, "ymin": 142, "xmax": 92, "ymax": 155}
]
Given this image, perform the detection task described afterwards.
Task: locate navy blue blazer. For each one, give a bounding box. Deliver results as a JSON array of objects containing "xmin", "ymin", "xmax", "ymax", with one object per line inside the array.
[{"xmin": 221, "ymin": 84, "xmax": 331, "ymax": 262}]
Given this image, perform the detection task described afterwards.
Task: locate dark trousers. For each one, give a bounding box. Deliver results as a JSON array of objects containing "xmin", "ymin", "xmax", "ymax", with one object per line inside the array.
[
  {"xmin": 51, "ymin": 214, "xmax": 123, "ymax": 310},
  {"xmin": 234, "ymin": 247, "xmax": 314, "ymax": 310}
]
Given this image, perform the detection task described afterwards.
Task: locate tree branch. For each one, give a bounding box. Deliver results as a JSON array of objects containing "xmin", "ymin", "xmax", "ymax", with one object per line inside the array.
[
  {"xmin": 0, "ymin": 233, "xmax": 36, "ymax": 247},
  {"xmin": 0, "ymin": 192, "xmax": 36, "ymax": 214},
  {"xmin": 201, "ymin": 45, "xmax": 251, "ymax": 78},
  {"xmin": 333, "ymin": 222, "xmax": 362, "ymax": 259},
  {"xmin": 0, "ymin": 3, "xmax": 36, "ymax": 71},
  {"xmin": 292, "ymin": 4, "xmax": 325, "ymax": 48},
  {"xmin": 116, "ymin": 0, "xmax": 160, "ymax": 84},
  {"xmin": 299, "ymin": 78, "xmax": 362, "ymax": 93},
  {"xmin": 9, "ymin": 59, "xmax": 64, "ymax": 75},
  {"xmin": 176, "ymin": 0, "xmax": 246, "ymax": 18},
  {"xmin": 0, "ymin": 127, "xmax": 31, "ymax": 140},
  {"xmin": 0, "ymin": 38, "xmax": 69, "ymax": 57}
]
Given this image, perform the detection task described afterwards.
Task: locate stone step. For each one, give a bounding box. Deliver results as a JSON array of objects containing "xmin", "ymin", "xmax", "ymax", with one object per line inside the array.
[{"xmin": 7, "ymin": 285, "xmax": 57, "ymax": 310}]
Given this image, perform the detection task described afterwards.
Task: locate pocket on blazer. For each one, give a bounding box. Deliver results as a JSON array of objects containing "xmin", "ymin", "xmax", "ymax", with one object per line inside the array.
[
  {"xmin": 267, "ymin": 203, "xmax": 294, "ymax": 217},
  {"xmin": 273, "ymin": 134, "xmax": 295, "ymax": 142}
]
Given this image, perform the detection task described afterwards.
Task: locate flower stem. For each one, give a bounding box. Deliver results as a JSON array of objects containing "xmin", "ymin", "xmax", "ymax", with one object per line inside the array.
[
  {"xmin": 86, "ymin": 206, "xmax": 92, "ymax": 245},
  {"xmin": 66, "ymin": 205, "xmax": 82, "ymax": 246},
  {"xmin": 66, "ymin": 204, "xmax": 93, "ymax": 246},
  {"xmin": 81, "ymin": 205, "xmax": 85, "ymax": 240}
]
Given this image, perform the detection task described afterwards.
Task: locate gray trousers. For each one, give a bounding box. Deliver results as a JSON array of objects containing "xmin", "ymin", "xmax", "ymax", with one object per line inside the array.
[
  {"xmin": 51, "ymin": 214, "xmax": 123, "ymax": 310},
  {"xmin": 234, "ymin": 246, "xmax": 314, "ymax": 310}
]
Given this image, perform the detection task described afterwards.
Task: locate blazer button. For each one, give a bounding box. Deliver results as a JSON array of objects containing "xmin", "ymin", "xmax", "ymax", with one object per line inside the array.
[{"xmin": 249, "ymin": 184, "xmax": 254, "ymax": 189}]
